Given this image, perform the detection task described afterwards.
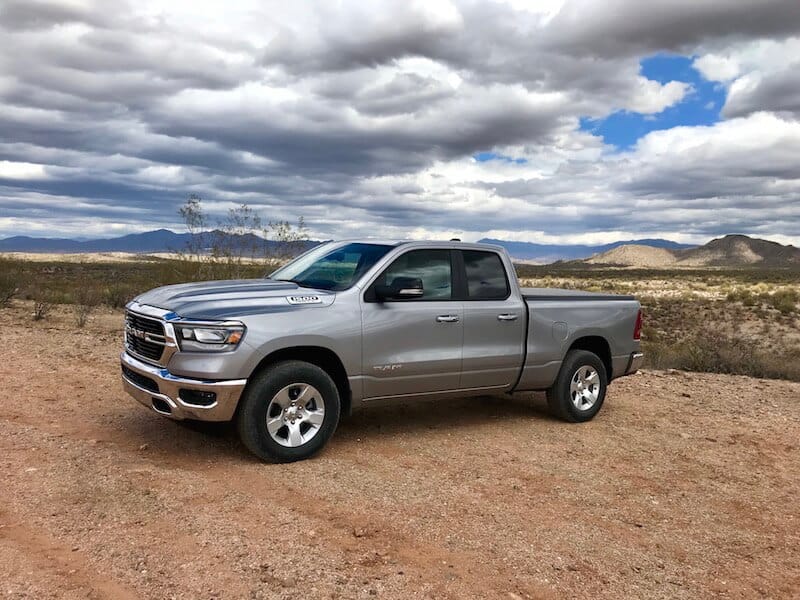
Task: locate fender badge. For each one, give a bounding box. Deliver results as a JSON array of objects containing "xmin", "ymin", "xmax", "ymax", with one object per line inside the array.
[{"xmin": 287, "ymin": 295, "xmax": 322, "ymax": 305}]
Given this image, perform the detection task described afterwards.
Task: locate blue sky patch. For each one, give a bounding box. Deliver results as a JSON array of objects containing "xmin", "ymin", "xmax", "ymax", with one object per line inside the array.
[
  {"xmin": 473, "ymin": 151, "xmax": 527, "ymax": 164},
  {"xmin": 580, "ymin": 54, "xmax": 726, "ymax": 149}
]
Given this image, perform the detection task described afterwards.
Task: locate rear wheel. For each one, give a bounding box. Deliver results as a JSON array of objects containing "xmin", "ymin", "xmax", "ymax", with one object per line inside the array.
[
  {"xmin": 237, "ymin": 360, "xmax": 341, "ymax": 462},
  {"xmin": 546, "ymin": 349, "xmax": 607, "ymax": 422}
]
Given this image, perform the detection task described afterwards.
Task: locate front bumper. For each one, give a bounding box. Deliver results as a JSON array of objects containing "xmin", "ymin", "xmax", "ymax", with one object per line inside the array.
[{"xmin": 120, "ymin": 351, "xmax": 247, "ymax": 421}]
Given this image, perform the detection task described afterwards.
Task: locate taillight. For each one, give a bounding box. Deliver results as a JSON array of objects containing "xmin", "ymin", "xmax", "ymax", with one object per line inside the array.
[{"xmin": 633, "ymin": 308, "xmax": 642, "ymax": 340}]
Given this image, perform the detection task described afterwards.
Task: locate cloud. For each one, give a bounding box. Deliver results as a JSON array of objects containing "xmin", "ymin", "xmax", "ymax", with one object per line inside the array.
[
  {"xmin": 0, "ymin": 0, "xmax": 798, "ymax": 245},
  {"xmin": 694, "ymin": 37, "xmax": 800, "ymax": 118}
]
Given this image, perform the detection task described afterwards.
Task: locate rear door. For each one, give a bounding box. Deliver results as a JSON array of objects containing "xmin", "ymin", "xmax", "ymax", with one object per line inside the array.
[
  {"xmin": 361, "ymin": 249, "xmax": 463, "ymax": 399},
  {"xmin": 458, "ymin": 249, "xmax": 526, "ymax": 389}
]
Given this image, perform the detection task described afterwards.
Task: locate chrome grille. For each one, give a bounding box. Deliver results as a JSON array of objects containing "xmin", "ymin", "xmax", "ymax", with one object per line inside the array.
[{"xmin": 125, "ymin": 310, "xmax": 167, "ymax": 363}]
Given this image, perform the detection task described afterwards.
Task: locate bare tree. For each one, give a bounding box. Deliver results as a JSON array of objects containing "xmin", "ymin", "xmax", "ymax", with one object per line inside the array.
[
  {"xmin": 213, "ymin": 204, "xmax": 265, "ymax": 278},
  {"xmin": 267, "ymin": 216, "xmax": 309, "ymax": 261},
  {"xmin": 178, "ymin": 196, "xmax": 308, "ymax": 279},
  {"xmin": 179, "ymin": 194, "xmax": 207, "ymax": 262}
]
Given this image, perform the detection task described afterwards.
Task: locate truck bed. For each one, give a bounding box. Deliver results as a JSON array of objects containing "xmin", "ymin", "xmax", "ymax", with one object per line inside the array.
[{"xmin": 521, "ymin": 287, "xmax": 635, "ymax": 301}]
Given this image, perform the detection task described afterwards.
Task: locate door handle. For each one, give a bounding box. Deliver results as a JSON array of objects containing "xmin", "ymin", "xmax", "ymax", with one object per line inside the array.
[
  {"xmin": 436, "ymin": 315, "xmax": 460, "ymax": 323},
  {"xmin": 497, "ymin": 314, "xmax": 518, "ymax": 321}
]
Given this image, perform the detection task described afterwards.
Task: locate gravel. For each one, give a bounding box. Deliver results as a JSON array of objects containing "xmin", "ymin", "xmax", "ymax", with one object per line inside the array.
[{"xmin": 0, "ymin": 304, "xmax": 798, "ymax": 599}]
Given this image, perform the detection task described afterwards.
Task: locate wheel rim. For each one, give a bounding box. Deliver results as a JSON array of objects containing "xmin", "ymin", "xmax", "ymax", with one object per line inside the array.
[
  {"xmin": 569, "ymin": 365, "xmax": 600, "ymax": 411},
  {"xmin": 266, "ymin": 383, "xmax": 326, "ymax": 448}
]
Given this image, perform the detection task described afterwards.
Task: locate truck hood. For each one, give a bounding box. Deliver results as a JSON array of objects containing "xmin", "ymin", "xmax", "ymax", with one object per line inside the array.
[{"xmin": 132, "ymin": 279, "xmax": 335, "ymax": 320}]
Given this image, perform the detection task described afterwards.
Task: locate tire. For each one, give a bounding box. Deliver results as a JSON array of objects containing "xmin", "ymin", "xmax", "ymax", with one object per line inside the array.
[
  {"xmin": 236, "ymin": 360, "xmax": 341, "ymax": 462},
  {"xmin": 546, "ymin": 350, "xmax": 607, "ymax": 422}
]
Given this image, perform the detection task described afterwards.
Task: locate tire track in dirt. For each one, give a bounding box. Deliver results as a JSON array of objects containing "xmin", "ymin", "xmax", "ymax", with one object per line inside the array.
[
  {"xmin": 0, "ymin": 509, "xmax": 141, "ymax": 600},
  {"xmin": 1, "ymin": 410, "xmax": 554, "ymax": 599}
]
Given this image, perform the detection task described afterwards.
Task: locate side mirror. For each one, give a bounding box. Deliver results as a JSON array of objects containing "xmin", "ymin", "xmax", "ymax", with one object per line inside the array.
[{"xmin": 375, "ymin": 277, "xmax": 424, "ymax": 300}]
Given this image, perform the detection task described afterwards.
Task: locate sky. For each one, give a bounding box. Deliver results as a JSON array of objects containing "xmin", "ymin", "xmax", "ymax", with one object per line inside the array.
[{"xmin": 0, "ymin": 0, "xmax": 799, "ymax": 245}]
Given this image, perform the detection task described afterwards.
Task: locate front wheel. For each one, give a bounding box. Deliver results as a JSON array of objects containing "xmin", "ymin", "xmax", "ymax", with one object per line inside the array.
[
  {"xmin": 237, "ymin": 360, "xmax": 341, "ymax": 462},
  {"xmin": 546, "ymin": 350, "xmax": 607, "ymax": 422}
]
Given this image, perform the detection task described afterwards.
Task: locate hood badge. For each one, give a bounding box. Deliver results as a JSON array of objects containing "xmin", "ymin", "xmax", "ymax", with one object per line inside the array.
[{"xmin": 287, "ymin": 295, "xmax": 322, "ymax": 305}]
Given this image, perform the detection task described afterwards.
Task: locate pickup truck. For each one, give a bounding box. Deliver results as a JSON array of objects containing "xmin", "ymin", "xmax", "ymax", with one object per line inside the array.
[{"xmin": 121, "ymin": 240, "xmax": 643, "ymax": 462}]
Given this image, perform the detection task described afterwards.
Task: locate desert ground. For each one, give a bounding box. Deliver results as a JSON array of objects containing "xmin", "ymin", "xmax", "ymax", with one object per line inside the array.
[{"xmin": 1, "ymin": 302, "xmax": 798, "ymax": 599}]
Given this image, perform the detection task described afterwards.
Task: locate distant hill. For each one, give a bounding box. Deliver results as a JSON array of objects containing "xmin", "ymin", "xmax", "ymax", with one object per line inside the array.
[
  {"xmin": 479, "ymin": 238, "xmax": 694, "ymax": 263},
  {"xmin": 676, "ymin": 234, "xmax": 800, "ymax": 267},
  {"xmin": 586, "ymin": 244, "xmax": 679, "ymax": 267},
  {"xmin": 0, "ymin": 229, "xmax": 318, "ymax": 255},
  {"xmin": 586, "ymin": 234, "xmax": 800, "ymax": 268}
]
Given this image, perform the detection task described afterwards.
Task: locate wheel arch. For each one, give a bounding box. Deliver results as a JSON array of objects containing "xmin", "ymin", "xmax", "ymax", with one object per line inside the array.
[
  {"xmin": 245, "ymin": 346, "xmax": 352, "ymax": 417},
  {"xmin": 567, "ymin": 335, "xmax": 612, "ymax": 380}
]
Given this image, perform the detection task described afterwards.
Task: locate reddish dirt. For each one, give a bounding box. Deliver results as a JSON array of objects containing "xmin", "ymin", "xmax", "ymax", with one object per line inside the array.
[{"xmin": 1, "ymin": 303, "xmax": 798, "ymax": 599}]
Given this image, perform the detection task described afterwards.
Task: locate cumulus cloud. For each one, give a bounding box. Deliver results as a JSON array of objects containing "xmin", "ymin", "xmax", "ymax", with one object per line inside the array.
[
  {"xmin": 0, "ymin": 0, "xmax": 798, "ymax": 244},
  {"xmin": 694, "ymin": 37, "xmax": 800, "ymax": 119}
]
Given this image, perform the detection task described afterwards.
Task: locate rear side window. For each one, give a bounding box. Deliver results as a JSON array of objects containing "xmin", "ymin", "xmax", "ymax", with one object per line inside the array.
[
  {"xmin": 374, "ymin": 249, "xmax": 453, "ymax": 300},
  {"xmin": 463, "ymin": 250, "xmax": 509, "ymax": 300}
]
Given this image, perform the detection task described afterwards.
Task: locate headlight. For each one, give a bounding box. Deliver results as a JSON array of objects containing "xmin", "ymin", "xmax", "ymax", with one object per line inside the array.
[{"xmin": 175, "ymin": 323, "xmax": 245, "ymax": 352}]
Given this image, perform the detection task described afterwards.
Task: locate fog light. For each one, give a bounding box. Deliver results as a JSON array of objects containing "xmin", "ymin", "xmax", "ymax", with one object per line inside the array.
[{"xmin": 179, "ymin": 389, "xmax": 217, "ymax": 406}]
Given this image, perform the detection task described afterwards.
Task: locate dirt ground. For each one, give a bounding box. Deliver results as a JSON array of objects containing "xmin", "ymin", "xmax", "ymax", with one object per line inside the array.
[{"xmin": 1, "ymin": 303, "xmax": 798, "ymax": 599}]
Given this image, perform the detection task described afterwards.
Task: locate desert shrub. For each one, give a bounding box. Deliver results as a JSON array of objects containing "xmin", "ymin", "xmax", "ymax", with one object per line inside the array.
[
  {"xmin": 103, "ymin": 283, "xmax": 137, "ymax": 309},
  {"xmin": 764, "ymin": 289, "xmax": 799, "ymax": 315},
  {"xmin": 0, "ymin": 271, "xmax": 18, "ymax": 306},
  {"xmin": 33, "ymin": 299, "xmax": 52, "ymax": 321},
  {"xmin": 645, "ymin": 330, "xmax": 800, "ymax": 382},
  {"xmin": 73, "ymin": 288, "xmax": 100, "ymax": 327},
  {"xmin": 74, "ymin": 304, "xmax": 91, "ymax": 327},
  {"xmin": 726, "ymin": 289, "xmax": 756, "ymax": 306}
]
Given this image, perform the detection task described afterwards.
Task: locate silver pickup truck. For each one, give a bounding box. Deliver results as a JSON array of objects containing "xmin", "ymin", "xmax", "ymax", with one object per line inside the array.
[{"xmin": 121, "ymin": 240, "xmax": 643, "ymax": 462}]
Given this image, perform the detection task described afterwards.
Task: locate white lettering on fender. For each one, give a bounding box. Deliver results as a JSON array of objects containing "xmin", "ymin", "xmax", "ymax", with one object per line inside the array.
[{"xmin": 373, "ymin": 364, "xmax": 403, "ymax": 372}]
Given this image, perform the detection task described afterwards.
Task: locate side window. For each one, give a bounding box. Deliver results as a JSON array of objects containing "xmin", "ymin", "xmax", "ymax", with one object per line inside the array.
[
  {"xmin": 463, "ymin": 250, "xmax": 509, "ymax": 300},
  {"xmin": 375, "ymin": 250, "xmax": 452, "ymax": 300}
]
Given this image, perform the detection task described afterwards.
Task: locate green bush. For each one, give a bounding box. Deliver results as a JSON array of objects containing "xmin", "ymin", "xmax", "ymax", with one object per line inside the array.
[
  {"xmin": 726, "ymin": 289, "xmax": 756, "ymax": 306},
  {"xmin": 765, "ymin": 289, "xmax": 799, "ymax": 314},
  {"xmin": 103, "ymin": 284, "xmax": 137, "ymax": 309}
]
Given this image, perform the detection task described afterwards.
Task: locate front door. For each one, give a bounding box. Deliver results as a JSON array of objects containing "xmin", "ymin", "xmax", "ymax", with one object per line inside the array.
[{"xmin": 361, "ymin": 249, "xmax": 463, "ymax": 399}]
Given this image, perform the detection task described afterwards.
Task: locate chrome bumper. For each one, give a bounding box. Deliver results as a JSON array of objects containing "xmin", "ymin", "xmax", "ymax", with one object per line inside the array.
[
  {"xmin": 120, "ymin": 351, "xmax": 247, "ymax": 421},
  {"xmin": 626, "ymin": 351, "xmax": 644, "ymax": 375}
]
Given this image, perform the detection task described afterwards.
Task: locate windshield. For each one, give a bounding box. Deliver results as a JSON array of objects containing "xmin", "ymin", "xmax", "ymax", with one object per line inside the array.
[{"xmin": 270, "ymin": 242, "xmax": 393, "ymax": 291}]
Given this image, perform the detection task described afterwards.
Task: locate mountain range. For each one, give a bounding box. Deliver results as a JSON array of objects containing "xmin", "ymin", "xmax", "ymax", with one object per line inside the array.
[
  {"xmin": 0, "ymin": 229, "xmax": 316, "ymax": 255},
  {"xmin": 0, "ymin": 229, "xmax": 694, "ymax": 262},
  {"xmin": 0, "ymin": 230, "xmax": 796, "ymax": 267}
]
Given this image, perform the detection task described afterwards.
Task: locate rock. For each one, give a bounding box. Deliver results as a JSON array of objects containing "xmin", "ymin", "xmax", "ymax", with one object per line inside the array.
[
  {"xmin": 138, "ymin": 443, "xmax": 148, "ymax": 451},
  {"xmin": 353, "ymin": 527, "xmax": 367, "ymax": 538},
  {"xmin": 681, "ymin": 392, "xmax": 691, "ymax": 398}
]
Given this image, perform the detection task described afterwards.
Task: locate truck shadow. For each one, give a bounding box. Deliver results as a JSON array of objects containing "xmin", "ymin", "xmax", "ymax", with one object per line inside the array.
[
  {"xmin": 338, "ymin": 392, "xmax": 556, "ymax": 438},
  {"xmin": 115, "ymin": 392, "xmax": 557, "ymax": 463}
]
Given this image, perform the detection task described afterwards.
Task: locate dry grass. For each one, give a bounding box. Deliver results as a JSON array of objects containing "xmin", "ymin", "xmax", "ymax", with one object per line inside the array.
[
  {"xmin": 1, "ymin": 256, "xmax": 798, "ymax": 381},
  {"xmin": 518, "ymin": 265, "xmax": 800, "ymax": 382}
]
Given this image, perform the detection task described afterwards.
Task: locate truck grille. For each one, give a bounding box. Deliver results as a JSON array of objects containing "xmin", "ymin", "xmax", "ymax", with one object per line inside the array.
[{"xmin": 125, "ymin": 311, "xmax": 167, "ymax": 363}]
